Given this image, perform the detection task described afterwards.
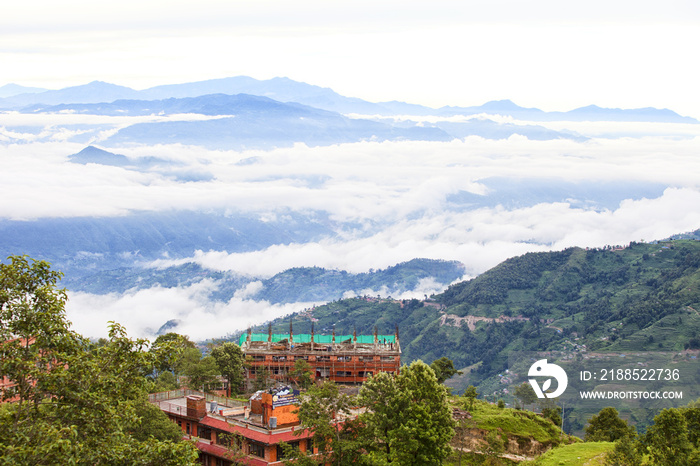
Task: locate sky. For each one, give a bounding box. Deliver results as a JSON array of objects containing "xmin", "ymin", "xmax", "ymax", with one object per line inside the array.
[{"xmin": 2, "ymin": 0, "xmax": 700, "ymax": 117}]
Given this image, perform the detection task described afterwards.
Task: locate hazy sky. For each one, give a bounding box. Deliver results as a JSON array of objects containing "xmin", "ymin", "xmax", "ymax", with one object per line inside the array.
[{"xmin": 2, "ymin": 0, "xmax": 700, "ymax": 117}]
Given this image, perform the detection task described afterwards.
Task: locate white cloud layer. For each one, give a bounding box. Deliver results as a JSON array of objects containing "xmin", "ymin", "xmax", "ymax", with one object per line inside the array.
[
  {"xmin": 65, "ymin": 184, "xmax": 700, "ymax": 340},
  {"xmin": 1, "ymin": 118, "xmax": 700, "ymax": 221},
  {"xmin": 3, "ymin": 119, "xmax": 699, "ymax": 340},
  {"xmin": 66, "ymin": 282, "xmax": 322, "ymax": 341},
  {"xmin": 146, "ymin": 187, "xmax": 700, "ymax": 277}
]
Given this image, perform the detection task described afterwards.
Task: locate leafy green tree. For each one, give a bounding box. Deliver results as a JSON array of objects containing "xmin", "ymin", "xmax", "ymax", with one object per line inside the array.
[
  {"xmin": 358, "ymin": 361, "xmax": 456, "ymax": 465},
  {"xmin": 604, "ymin": 434, "xmax": 642, "ymax": 466},
  {"xmin": 514, "ymin": 382, "xmax": 537, "ymax": 410},
  {"xmin": 149, "ymin": 332, "xmax": 197, "ymax": 378},
  {"xmin": 463, "ymin": 385, "xmax": 478, "ymax": 411},
  {"xmin": 484, "ymin": 430, "xmax": 506, "ymax": 459},
  {"xmin": 293, "ymin": 381, "xmax": 363, "ymax": 466},
  {"xmin": 538, "ymin": 399, "xmax": 562, "ymax": 428},
  {"xmin": 183, "ymin": 355, "xmax": 219, "ymax": 393},
  {"xmin": 130, "ymin": 399, "xmax": 185, "ymax": 443},
  {"xmin": 0, "ymin": 256, "xmax": 198, "ymax": 465},
  {"xmin": 681, "ymin": 398, "xmax": 700, "ymax": 448},
  {"xmin": 151, "ymin": 370, "xmax": 179, "ymax": 393},
  {"xmin": 585, "ymin": 407, "xmax": 636, "ymax": 442},
  {"xmin": 290, "ymin": 358, "xmax": 314, "ymax": 390},
  {"xmin": 642, "ymin": 407, "xmax": 695, "ymax": 466},
  {"xmin": 210, "ymin": 341, "xmax": 245, "ymax": 395},
  {"xmin": 430, "ymin": 357, "xmax": 463, "ymax": 384},
  {"xmin": 356, "ymin": 371, "xmax": 401, "ymax": 463},
  {"xmin": 0, "ymin": 255, "xmax": 76, "ymax": 409}
]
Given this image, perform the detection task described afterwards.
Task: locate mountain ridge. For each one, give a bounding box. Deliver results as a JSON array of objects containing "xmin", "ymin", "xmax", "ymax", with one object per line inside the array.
[{"xmin": 1, "ymin": 76, "xmax": 695, "ymax": 123}]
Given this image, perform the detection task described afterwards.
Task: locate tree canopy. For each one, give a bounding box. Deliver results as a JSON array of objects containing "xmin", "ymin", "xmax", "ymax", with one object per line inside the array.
[
  {"xmin": 358, "ymin": 360, "xmax": 455, "ymax": 465},
  {"xmin": 0, "ymin": 256, "xmax": 198, "ymax": 465},
  {"xmin": 585, "ymin": 407, "xmax": 635, "ymax": 442},
  {"xmin": 430, "ymin": 356, "xmax": 462, "ymax": 384},
  {"xmin": 210, "ymin": 341, "xmax": 245, "ymax": 395}
]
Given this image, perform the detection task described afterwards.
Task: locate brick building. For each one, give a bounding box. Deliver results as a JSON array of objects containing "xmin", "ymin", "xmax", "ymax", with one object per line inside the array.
[
  {"xmin": 152, "ymin": 387, "xmax": 330, "ymax": 465},
  {"xmin": 239, "ymin": 326, "xmax": 401, "ymax": 389}
]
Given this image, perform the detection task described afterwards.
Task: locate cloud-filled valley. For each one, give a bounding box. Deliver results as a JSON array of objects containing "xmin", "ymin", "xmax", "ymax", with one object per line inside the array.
[{"xmin": 1, "ymin": 81, "xmax": 699, "ymax": 341}]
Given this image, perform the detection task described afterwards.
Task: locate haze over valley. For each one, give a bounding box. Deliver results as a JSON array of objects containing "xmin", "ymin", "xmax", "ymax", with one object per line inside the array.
[{"xmin": 1, "ymin": 77, "xmax": 699, "ymax": 340}]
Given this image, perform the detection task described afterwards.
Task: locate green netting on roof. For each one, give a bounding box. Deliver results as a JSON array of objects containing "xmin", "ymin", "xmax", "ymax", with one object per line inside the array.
[{"xmin": 239, "ymin": 333, "xmax": 396, "ymax": 346}]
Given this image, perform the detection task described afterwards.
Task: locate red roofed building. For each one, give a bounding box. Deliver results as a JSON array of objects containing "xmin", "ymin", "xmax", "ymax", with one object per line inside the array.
[{"xmin": 151, "ymin": 388, "xmax": 319, "ymax": 465}]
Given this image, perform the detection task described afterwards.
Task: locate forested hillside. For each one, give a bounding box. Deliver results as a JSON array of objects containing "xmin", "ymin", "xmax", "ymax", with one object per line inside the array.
[
  {"xmin": 255, "ymin": 237, "xmax": 700, "ymax": 434},
  {"xmin": 262, "ymin": 239, "xmax": 700, "ymax": 366}
]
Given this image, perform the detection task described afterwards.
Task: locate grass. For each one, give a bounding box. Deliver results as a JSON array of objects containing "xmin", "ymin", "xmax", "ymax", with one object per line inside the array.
[
  {"xmin": 453, "ymin": 399, "xmax": 570, "ymax": 446},
  {"xmin": 522, "ymin": 442, "xmax": 614, "ymax": 466}
]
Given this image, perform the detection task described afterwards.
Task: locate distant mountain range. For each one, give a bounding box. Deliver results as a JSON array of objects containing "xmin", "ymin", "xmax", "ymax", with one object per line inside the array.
[
  {"xmin": 63, "ymin": 258, "xmax": 466, "ymax": 305},
  {"xmin": 1, "ymin": 76, "xmax": 696, "ymax": 123},
  {"xmin": 92, "ymin": 94, "xmax": 453, "ymax": 149}
]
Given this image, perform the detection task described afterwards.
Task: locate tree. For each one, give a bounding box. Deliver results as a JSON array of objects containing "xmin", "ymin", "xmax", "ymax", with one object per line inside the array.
[
  {"xmin": 585, "ymin": 407, "xmax": 636, "ymax": 442},
  {"xmin": 290, "ymin": 358, "xmax": 314, "ymax": 390},
  {"xmin": 293, "ymin": 381, "xmax": 362, "ymax": 466},
  {"xmin": 151, "ymin": 370, "xmax": 179, "ymax": 393},
  {"xmin": 356, "ymin": 371, "xmax": 401, "ymax": 464},
  {"xmin": 210, "ymin": 341, "xmax": 245, "ymax": 395},
  {"xmin": 605, "ymin": 434, "xmax": 642, "ymax": 466},
  {"xmin": 0, "ymin": 256, "xmax": 199, "ymax": 465},
  {"xmin": 538, "ymin": 399, "xmax": 562, "ymax": 427},
  {"xmin": 149, "ymin": 332, "xmax": 197, "ymax": 378},
  {"xmin": 183, "ymin": 355, "xmax": 219, "ymax": 393},
  {"xmin": 358, "ymin": 361, "xmax": 456, "ymax": 465},
  {"xmin": 642, "ymin": 407, "xmax": 695, "ymax": 466},
  {"xmin": 0, "ymin": 255, "xmax": 75, "ymax": 409},
  {"xmin": 463, "ymin": 385, "xmax": 478, "ymax": 411},
  {"xmin": 253, "ymin": 365, "xmax": 272, "ymax": 391},
  {"xmin": 514, "ymin": 382, "xmax": 537, "ymax": 410},
  {"xmin": 430, "ymin": 357, "xmax": 463, "ymax": 384},
  {"xmin": 681, "ymin": 398, "xmax": 700, "ymax": 448},
  {"xmin": 130, "ymin": 399, "xmax": 185, "ymax": 443}
]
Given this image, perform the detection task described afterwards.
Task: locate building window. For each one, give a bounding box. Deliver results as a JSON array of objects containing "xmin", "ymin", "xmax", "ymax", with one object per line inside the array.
[
  {"xmin": 199, "ymin": 426, "xmax": 212, "ymax": 441},
  {"xmin": 336, "ymin": 356, "xmax": 352, "ymax": 362},
  {"xmin": 316, "ymin": 356, "xmax": 330, "ymax": 361},
  {"xmin": 277, "ymin": 441, "xmax": 299, "ymax": 460},
  {"xmin": 381, "ymin": 356, "xmax": 394, "ymax": 361},
  {"xmin": 358, "ymin": 371, "xmax": 373, "ymax": 377},
  {"xmin": 335, "ymin": 371, "xmax": 352, "ymax": 377},
  {"xmin": 358, "ymin": 356, "xmax": 374, "ymax": 362},
  {"xmin": 252, "ymin": 355, "xmax": 265, "ymax": 361},
  {"xmin": 249, "ymin": 441, "xmax": 265, "ymax": 458},
  {"xmin": 272, "ymin": 356, "xmax": 287, "ymax": 361}
]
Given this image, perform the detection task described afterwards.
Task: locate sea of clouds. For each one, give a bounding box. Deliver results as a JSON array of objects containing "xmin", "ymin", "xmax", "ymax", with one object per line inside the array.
[{"xmin": 2, "ymin": 111, "xmax": 700, "ymax": 340}]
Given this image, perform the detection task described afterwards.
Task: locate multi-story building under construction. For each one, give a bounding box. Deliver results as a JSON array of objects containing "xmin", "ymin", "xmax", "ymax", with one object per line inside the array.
[{"xmin": 239, "ymin": 325, "xmax": 401, "ymax": 388}]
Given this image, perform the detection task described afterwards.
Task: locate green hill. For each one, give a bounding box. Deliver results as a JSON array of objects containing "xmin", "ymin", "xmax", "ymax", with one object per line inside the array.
[
  {"xmin": 254, "ymin": 236, "xmax": 700, "ymax": 435},
  {"xmin": 522, "ymin": 441, "xmax": 614, "ymax": 466},
  {"xmin": 447, "ymin": 398, "xmax": 574, "ymax": 464}
]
